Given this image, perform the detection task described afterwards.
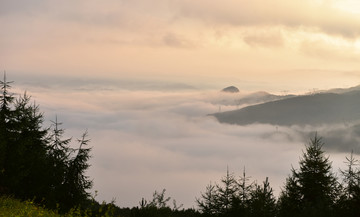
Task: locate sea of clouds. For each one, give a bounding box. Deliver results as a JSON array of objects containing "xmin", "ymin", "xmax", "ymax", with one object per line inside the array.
[{"xmin": 11, "ymin": 79, "xmax": 359, "ymax": 208}]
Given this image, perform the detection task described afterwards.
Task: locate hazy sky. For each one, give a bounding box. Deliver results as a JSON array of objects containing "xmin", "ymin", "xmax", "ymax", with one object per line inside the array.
[
  {"xmin": 2, "ymin": 0, "xmax": 360, "ymax": 208},
  {"xmin": 1, "ymin": 0, "xmax": 360, "ymax": 91}
]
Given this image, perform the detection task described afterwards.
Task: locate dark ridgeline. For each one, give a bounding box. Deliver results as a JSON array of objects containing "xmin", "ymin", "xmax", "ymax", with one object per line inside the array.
[
  {"xmin": 1, "ymin": 75, "xmax": 360, "ymax": 216},
  {"xmin": 212, "ymin": 90, "xmax": 360, "ymax": 126}
]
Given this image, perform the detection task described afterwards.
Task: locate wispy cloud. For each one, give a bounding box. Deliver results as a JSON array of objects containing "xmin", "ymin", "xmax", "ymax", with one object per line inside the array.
[{"xmin": 173, "ymin": 0, "xmax": 360, "ymax": 38}]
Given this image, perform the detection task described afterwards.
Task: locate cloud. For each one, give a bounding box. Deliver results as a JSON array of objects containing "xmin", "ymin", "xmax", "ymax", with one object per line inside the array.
[
  {"xmin": 299, "ymin": 38, "xmax": 360, "ymax": 61},
  {"xmin": 162, "ymin": 32, "xmax": 196, "ymax": 48},
  {"xmin": 12, "ymin": 80, "xmax": 359, "ymax": 208},
  {"xmin": 4, "ymin": 0, "xmax": 359, "ymax": 49},
  {"xmin": 243, "ymin": 29, "xmax": 284, "ymax": 47},
  {"xmin": 0, "ymin": 0, "xmax": 44, "ymax": 16},
  {"xmin": 2, "ymin": 0, "xmax": 360, "ymax": 88},
  {"xmin": 173, "ymin": 0, "xmax": 360, "ymax": 39}
]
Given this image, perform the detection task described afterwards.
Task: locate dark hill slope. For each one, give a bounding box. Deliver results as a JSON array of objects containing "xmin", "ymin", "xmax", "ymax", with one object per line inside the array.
[
  {"xmin": 235, "ymin": 91, "xmax": 295, "ymax": 106},
  {"xmin": 212, "ymin": 91, "xmax": 360, "ymax": 126}
]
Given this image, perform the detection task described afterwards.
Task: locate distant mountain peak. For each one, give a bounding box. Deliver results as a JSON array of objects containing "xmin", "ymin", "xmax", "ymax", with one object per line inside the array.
[{"xmin": 222, "ymin": 86, "xmax": 239, "ymax": 93}]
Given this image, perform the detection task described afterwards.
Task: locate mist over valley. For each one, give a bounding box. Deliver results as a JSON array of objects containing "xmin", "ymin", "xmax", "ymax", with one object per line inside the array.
[{"xmin": 11, "ymin": 79, "xmax": 360, "ymax": 208}]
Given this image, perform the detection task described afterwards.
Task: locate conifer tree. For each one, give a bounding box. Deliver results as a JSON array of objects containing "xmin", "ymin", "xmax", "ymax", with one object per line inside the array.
[
  {"xmin": 0, "ymin": 72, "xmax": 14, "ymax": 192},
  {"xmin": 0, "ymin": 72, "xmax": 13, "ymax": 113},
  {"xmin": 278, "ymin": 135, "xmax": 339, "ymax": 217},
  {"xmin": 238, "ymin": 168, "xmax": 252, "ymax": 202},
  {"xmin": 48, "ymin": 117, "xmax": 72, "ymax": 163},
  {"xmin": 248, "ymin": 177, "xmax": 276, "ymax": 217},
  {"xmin": 47, "ymin": 120, "xmax": 93, "ymax": 211},
  {"xmin": 10, "ymin": 93, "xmax": 49, "ymax": 199},
  {"xmin": 145, "ymin": 189, "xmax": 172, "ymax": 209},
  {"xmin": 216, "ymin": 167, "xmax": 238, "ymax": 214},
  {"xmin": 197, "ymin": 168, "xmax": 254, "ymax": 216},
  {"xmin": 0, "ymin": 75, "xmax": 51, "ymax": 201},
  {"xmin": 196, "ymin": 182, "xmax": 219, "ymax": 216},
  {"xmin": 227, "ymin": 167, "xmax": 253, "ymax": 217},
  {"xmin": 0, "ymin": 74, "xmax": 93, "ymax": 212},
  {"xmin": 46, "ymin": 118, "xmax": 73, "ymax": 209},
  {"xmin": 63, "ymin": 131, "xmax": 93, "ymax": 210},
  {"xmin": 277, "ymin": 175, "xmax": 302, "ymax": 217},
  {"xmin": 336, "ymin": 152, "xmax": 360, "ymax": 217}
]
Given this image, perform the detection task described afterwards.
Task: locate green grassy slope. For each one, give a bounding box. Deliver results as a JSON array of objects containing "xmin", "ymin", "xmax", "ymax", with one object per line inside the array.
[
  {"xmin": 0, "ymin": 196, "xmax": 61, "ymax": 217},
  {"xmin": 0, "ymin": 196, "xmax": 119, "ymax": 217}
]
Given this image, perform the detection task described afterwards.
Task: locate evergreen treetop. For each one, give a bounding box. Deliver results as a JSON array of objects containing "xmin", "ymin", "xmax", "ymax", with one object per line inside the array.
[
  {"xmin": 278, "ymin": 135, "xmax": 339, "ymax": 217},
  {"xmin": 0, "ymin": 74, "xmax": 93, "ymax": 212}
]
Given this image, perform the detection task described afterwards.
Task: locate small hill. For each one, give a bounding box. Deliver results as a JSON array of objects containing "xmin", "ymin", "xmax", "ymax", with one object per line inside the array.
[
  {"xmin": 222, "ymin": 86, "xmax": 239, "ymax": 93},
  {"xmin": 212, "ymin": 90, "xmax": 360, "ymax": 126}
]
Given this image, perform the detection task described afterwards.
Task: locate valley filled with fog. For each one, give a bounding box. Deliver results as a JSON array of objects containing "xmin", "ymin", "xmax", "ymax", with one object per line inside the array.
[{"xmin": 13, "ymin": 80, "xmax": 359, "ymax": 208}]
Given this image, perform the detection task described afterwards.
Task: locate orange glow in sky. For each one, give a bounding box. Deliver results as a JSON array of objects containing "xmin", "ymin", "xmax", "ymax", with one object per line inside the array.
[{"xmin": 1, "ymin": 0, "xmax": 360, "ymax": 91}]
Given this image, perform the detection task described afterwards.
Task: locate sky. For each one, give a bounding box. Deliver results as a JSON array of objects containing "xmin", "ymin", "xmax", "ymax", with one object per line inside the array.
[
  {"xmin": 2, "ymin": 0, "xmax": 360, "ymax": 91},
  {"xmin": 1, "ymin": 0, "xmax": 360, "ymax": 208}
]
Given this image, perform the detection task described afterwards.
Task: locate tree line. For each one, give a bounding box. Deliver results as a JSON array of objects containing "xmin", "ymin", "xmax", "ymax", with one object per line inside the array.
[
  {"xmin": 195, "ymin": 135, "xmax": 360, "ymax": 217},
  {"xmin": 1, "ymin": 75, "xmax": 360, "ymax": 216},
  {"xmin": 0, "ymin": 74, "xmax": 92, "ymax": 213}
]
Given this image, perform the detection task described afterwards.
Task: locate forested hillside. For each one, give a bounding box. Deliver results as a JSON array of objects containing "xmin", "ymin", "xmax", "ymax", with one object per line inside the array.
[{"xmin": 212, "ymin": 90, "xmax": 360, "ymax": 126}]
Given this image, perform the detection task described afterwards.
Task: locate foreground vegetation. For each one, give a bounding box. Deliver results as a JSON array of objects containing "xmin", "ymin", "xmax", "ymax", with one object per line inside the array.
[
  {"xmin": 0, "ymin": 74, "xmax": 93, "ymax": 213},
  {"xmin": 0, "ymin": 196, "xmax": 60, "ymax": 217},
  {"xmin": 1, "ymin": 75, "xmax": 360, "ymax": 216},
  {"xmin": 0, "ymin": 196, "xmax": 120, "ymax": 217},
  {"xmin": 195, "ymin": 136, "xmax": 360, "ymax": 217}
]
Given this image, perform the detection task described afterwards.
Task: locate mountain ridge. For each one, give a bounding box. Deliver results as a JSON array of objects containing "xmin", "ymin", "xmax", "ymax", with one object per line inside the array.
[{"xmin": 212, "ymin": 88, "xmax": 360, "ymax": 126}]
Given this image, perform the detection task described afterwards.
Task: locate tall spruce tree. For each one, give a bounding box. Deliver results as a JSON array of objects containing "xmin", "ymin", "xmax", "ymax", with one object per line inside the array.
[
  {"xmin": 0, "ymin": 74, "xmax": 93, "ymax": 212},
  {"xmin": 216, "ymin": 168, "xmax": 239, "ymax": 214},
  {"xmin": 196, "ymin": 182, "xmax": 219, "ymax": 216},
  {"xmin": 228, "ymin": 168, "xmax": 253, "ymax": 217},
  {"xmin": 0, "ymin": 72, "xmax": 14, "ymax": 193},
  {"xmin": 248, "ymin": 177, "xmax": 276, "ymax": 217},
  {"xmin": 46, "ymin": 119, "xmax": 93, "ymax": 212},
  {"xmin": 336, "ymin": 152, "xmax": 360, "ymax": 217},
  {"xmin": 278, "ymin": 135, "xmax": 339, "ymax": 217},
  {"xmin": 63, "ymin": 131, "xmax": 93, "ymax": 210},
  {"xmin": 11, "ymin": 93, "xmax": 49, "ymax": 199},
  {"xmin": 0, "ymin": 75, "xmax": 49, "ymax": 200},
  {"xmin": 46, "ymin": 118, "xmax": 73, "ymax": 209}
]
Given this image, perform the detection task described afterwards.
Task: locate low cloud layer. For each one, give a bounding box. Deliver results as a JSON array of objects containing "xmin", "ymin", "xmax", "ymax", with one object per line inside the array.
[{"xmin": 10, "ymin": 80, "xmax": 359, "ymax": 208}]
